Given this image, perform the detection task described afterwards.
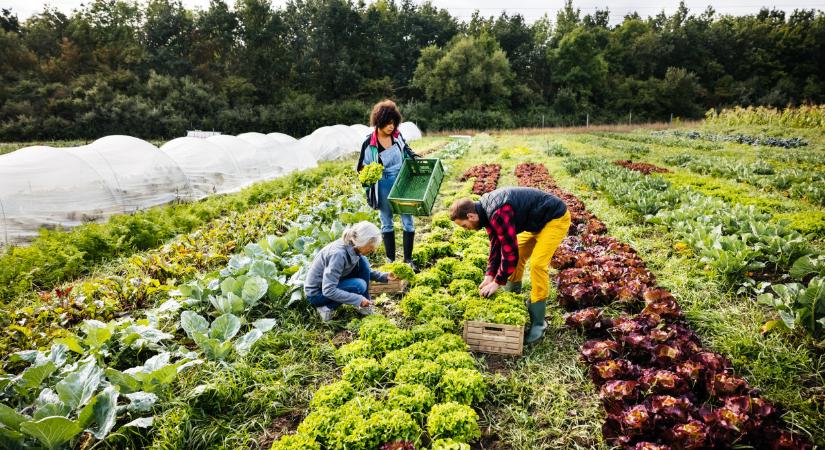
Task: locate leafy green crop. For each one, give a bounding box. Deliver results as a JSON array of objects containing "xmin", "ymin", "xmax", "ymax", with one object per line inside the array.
[
  {"xmin": 395, "ymin": 360, "xmax": 443, "ymax": 386},
  {"xmin": 426, "ymin": 402, "xmax": 480, "ymax": 442},
  {"xmin": 431, "ymin": 438, "xmax": 471, "ymax": 450},
  {"xmin": 270, "ymin": 433, "xmax": 321, "ymax": 450},
  {"xmin": 380, "ymin": 262, "xmax": 416, "ymax": 283},
  {"xmin": 342, "ymin": 357, "xmax": 384, "ymax": 388},
  {"xmin": 386, "ymin": 383, "xmax": 436, "ymax": 418},
  {"xmin": 311, "ymin": 380, "xmax": 356, "ymax": 409},
  {"xmin": 359, "ymin": 162, "xmax": 384, "ymax": 185}
]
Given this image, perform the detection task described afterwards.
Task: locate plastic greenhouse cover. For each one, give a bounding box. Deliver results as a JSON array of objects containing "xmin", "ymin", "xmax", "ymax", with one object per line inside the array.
[
  {"xmin": 399, "ymin": 122, "xmax": 422, "ymax": 141},
  {"xmin": 0, "ymin": 146, "xmax": 121, "ymax": 242},
  {"xmin": 205, "ymin": 135, "xmax": 283, "ymax": 183},
  {"xmin": 0, "ymin": 123, "xmax": 422, "ymax": 245},
  {"xmin": 67, "ymin": 136, "xmax": 192, "ymax": 209},
  {"xmin": 161, "ymin": 137, "xmax": 246, "ymax": 198},
  {"xmin": 266, "ymin": 132, "xmax": 297, "ymax": 144},
  {"xmin": 300, "ymin": 124, "xmax": 364, "ymax": 161}
]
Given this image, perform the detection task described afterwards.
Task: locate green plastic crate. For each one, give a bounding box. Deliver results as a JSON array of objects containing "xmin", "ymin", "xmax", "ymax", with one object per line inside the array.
[{"xmin": 388, "ymin": 158, "xmax": 444, "ymax": 216}]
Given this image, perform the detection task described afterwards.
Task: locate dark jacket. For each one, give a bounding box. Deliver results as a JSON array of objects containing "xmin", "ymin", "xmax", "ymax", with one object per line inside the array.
[
  {"xmin": 476, "ymin": 187, "xmax": 567, "ymax": 233},
  {"xmin": 356, "ymin": 128, "xmax": 417, "ymax": 172}
]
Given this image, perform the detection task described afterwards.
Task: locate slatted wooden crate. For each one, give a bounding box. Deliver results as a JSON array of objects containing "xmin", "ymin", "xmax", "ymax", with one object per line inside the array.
[
  {"xmin": 462, "ymin": 321, "xmax": 524, "ymax": 356},
  {"xmin": 369, "ymin": 279, "xmax": 408, "ymax": 296}
]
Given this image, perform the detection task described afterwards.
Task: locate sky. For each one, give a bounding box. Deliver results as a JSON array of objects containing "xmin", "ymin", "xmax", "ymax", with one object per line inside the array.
[{"xmin": 4, "ymin": 0, "xmax": 823, "ymax": 25}]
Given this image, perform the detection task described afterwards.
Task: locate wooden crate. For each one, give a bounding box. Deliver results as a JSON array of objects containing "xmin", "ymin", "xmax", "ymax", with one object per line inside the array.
[
  {"xmin": 462, "ymin": 321, "xmax": 524, "ymax": 356},
  {"xmin": 369, "ymin": 279, "xmax": 408, "ymax": 296}
]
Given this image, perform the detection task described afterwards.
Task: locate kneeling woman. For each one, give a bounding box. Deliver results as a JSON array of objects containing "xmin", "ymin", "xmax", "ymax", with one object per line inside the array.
[{"xmin": 304, "ymin": 221, "xmax": 397, "ymax": 322}]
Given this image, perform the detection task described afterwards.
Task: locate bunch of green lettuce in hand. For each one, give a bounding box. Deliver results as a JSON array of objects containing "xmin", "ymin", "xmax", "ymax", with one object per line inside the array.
[{"xmin": 359, "ymin": 162, "xmax": 384, "ymax": 185}]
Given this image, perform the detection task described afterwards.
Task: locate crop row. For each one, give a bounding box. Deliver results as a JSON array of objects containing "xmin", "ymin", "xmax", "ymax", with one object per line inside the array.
[
  {"xmin": 0, "ymin": 175, "xmax": 360, "ymax": 357},
  {"xmin": 704, "ymin": 105, "xmax": 825, "ymax": 129},
  {"xmin": 565, "ymin": 157, "xmax": 824, "ymax": 340},
  {"xmin": 0, "ymin": 163, "xmax": 346, "ymax": 306},
  {"xmin": 514, "ymin": 162, "xmax": 607, "ymax": 236},
  {"xmin": 0, "ymin": 180, "xmax": 376, "ymax": 449},
  {"xmin": 614, "ymin": 160, "xmax": 669, "ymax": 175},
  {"xmin": 459, "ymin": 164, "xmax": 500, "ymax": 195},
  {"xmin": 653, "ymin": 130, "xmax": 809, "ymax": 148},
  {"xmin": 516, "ymin": 162, "xmax": 812, "ymax": 449},
  {"xmin": 661, "ymin": 154, "xmax": 825, "ymax": 206},
  {"xmin": 271, "ymin": 204, "xmax": 532, "ymax": 449},
  {"xmin": 590, "ymin": 133, "xmax": 722, "ymax": 152}
]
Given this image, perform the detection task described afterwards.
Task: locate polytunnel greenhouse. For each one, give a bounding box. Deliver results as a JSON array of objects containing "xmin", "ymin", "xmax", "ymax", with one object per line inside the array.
[{"xmin": 0, "ymin": 122, "xmax": 421, "ymax": 245}]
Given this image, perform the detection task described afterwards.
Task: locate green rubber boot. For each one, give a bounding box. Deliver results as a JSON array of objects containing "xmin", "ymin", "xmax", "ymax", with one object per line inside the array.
[
  {"xmin": 505, "ymin": 280, "xmax": 522, "ymax": 293},
  {"xmin": 525, "ymin": 301, "xmax": 547, "ymax": 344}
]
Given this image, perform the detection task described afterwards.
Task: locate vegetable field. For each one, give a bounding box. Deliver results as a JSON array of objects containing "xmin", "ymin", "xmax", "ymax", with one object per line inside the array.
[{"xmin": 1, "ymin": 120, "xmax": 823, "ymax": 450}]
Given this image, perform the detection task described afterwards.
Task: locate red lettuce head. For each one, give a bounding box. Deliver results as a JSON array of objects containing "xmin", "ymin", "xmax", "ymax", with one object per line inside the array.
[
  {"xmin": 639, "ymin": 369, "xmax": 688, "ymax": 395},
  {"xmin": 690, "ymin": 352, "xmax": 731, "ymax": 374},
  {"xmin": 675, "ymin": 360, "xmax": 704, "ymax": 384},
  {"xmin": 591, "ymin": 359, "xmax": 640, "ymax": 385},
  {"xmin": 653, "ymin": 344, "xmax": 685, "ymax": 367},
  {"xmin": 564, "ymin": 307, "xmax": 606, "ymax": 334},
  {"xmin": 665, "ymin": 420, "xmax": 708, "ymax": 450},
  {"xmin": 600, "ymin": 380, "xmax": 641, "ymax": 407},
  {"xmin": 620, "ymin": 404, "xmax": 653, "ymax": 433},
  {"xmin": 642, "ymin": 297, "xmax": 683, "ymax": 321},
  {"xmin": 581, "ymin": 339, "xmax": 621, "ymax": 363},
  {"xmin": 648, "ymin": 395, "xmax": 696, "ymax": 424},
  {"xmin": 708, "ymin": 372, "xmax": 750, "ymax": 398},
  {"xmin": 632, "ymin": 443, "xmax": 672, "ymax": 450},
  {"xmin": 643, "ymin": 288, "xmax": 675, "ymax": 304}
]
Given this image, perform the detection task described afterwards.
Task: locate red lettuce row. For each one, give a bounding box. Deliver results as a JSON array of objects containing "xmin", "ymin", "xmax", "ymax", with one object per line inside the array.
[
  {"xmin": 514, "ymin": 162, "xmax": 607, "ymax": 236},
  {"xmin": 614, "ymin": 160, "xmax": 670, "ymax": 175},
  {"xmin": 460, "ymin": 164, "xmax": 501, "ymax": 195},
  {"xmin": 513, "ymin": 162, "xmax": 812, "ymax": 450}
]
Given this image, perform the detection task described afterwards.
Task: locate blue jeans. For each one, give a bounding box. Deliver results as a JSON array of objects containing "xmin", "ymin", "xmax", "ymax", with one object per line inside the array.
[
  {"xmin": 307, "ymin": 255, "xmax": 370, "ymax": 310},
  {"xmin": 378, "ymin": 172, "xmax": 414, "ymax": 233}
]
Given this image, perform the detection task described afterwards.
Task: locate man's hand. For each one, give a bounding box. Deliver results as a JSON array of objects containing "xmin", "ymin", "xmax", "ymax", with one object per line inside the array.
[
  {"xmin": 479, "ymin": 281, "xmax": 500, "ymax": 298},
  {"xmin": 479, "ymin": 275, "xmax": 494, "ymax": 289},
  {"xmin": 387, "ymin": 273, "xmax": 398, "ymax": 281},
  {"xmin": 360, "ymin": 298, "xmax": 373, "ymax": 307}
]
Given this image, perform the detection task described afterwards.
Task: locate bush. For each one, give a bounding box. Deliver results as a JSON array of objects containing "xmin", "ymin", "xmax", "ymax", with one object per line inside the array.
[{"xmin": 545, "ymin": 142, "xmax": 571, "ymax": 157}]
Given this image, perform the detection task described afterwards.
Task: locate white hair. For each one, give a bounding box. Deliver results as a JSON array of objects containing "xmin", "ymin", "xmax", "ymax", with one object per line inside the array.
[{"xmin": 342, "ymin": 221, "xmax": 382, "ymax": 248}]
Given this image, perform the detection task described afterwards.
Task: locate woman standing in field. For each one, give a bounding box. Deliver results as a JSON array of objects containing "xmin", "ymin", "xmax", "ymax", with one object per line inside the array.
[{"xmin": 356, "ymin": 99, "xmax": 418, "ymax": 270}]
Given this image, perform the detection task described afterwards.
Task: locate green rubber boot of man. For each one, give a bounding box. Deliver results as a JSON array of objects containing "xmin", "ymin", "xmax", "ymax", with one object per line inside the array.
[
  {"xmin": 525, "ymin": 300, "xmax": 547, "ymax": 344},
  {"xmin": 505, "ymin": 280, "xmax": 522, "ymax": 293}
]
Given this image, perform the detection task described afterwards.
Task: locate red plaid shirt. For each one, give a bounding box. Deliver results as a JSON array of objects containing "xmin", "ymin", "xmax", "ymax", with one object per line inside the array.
[{"xmin": 485, "ymin": 204, "xmax": 518, "ymax": 285}]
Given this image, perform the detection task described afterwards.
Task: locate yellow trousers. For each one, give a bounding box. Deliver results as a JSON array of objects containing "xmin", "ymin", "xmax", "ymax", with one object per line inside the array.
[{"xmin": 508, "ymin": 210, "xmax": 571, "ymax": 302}]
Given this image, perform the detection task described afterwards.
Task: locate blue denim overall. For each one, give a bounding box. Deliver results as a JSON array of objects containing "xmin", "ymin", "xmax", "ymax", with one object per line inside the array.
[{"xmin": 364, "ymin": 136, "xmax": 414, "ymax": 233}]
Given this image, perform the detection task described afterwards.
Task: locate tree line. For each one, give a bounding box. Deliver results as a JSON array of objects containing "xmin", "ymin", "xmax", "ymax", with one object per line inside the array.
[{"xmin": 1, "ymin": 0, "xmax": 823, "ymax": 140}]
